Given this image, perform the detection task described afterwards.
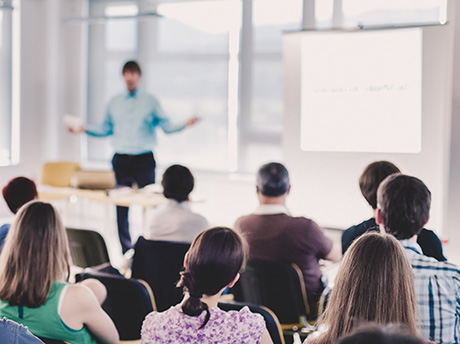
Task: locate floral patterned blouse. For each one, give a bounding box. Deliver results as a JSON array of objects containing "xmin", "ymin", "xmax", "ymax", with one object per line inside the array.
[{"xmin": 141, "ymin": 304, "xmax": 266, "ymax": 343}]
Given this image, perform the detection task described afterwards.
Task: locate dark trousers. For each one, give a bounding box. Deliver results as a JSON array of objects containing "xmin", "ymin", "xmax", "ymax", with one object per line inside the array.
[{"xmin": 112, "ymin": 152, "xmax": 156, "ymax": 253}]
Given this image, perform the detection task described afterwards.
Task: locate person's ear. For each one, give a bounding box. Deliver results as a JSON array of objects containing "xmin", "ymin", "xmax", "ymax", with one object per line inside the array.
[
  {"xmin": 375, "ymin": 208, "xmax": 383, "ymax": 225},
  {"xmin": 228, "ymin": 273, "xmax": 240, "ymax": 288},
  {"xmin": 183, "ymin": 253, "xmax": 188, "ymax": 268},
  {"xmin": 286, "ymin": 185, "xmax": 291, "ymax": 195}
]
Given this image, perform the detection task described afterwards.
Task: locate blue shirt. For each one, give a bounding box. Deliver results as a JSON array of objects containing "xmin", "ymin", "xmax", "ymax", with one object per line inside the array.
[
  {"xmin": 86, "ymin": 90, "xmax": 186, "ymax": 155},
  {"xmin": 0, "ymin": 224, "xmax": 9, "ymax": 251},
  {"xmin": 0, "ymin": 317, "xmax": 44, "ymax": 344},
  {"xmin": 400, "ymin": 239, "xmax": 460, "ymax": 343}
]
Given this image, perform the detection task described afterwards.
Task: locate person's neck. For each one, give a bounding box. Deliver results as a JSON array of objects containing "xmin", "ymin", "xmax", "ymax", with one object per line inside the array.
[
  {"xmin": 127, "ymin": 88, "xmax": 137, "ymax": 95},
  {"xmin": 258, "ymin": 194, "xmax": 287, "ymax": 205},
  {"xmin": 181, "ymin": 292, "xmax": 222, "ymax": 309}
]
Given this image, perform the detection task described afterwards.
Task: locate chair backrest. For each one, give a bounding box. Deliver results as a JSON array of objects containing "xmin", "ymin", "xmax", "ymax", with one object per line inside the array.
[
  {"xmin": 218, "ymin": 301, "xmax": 285, "ymax": 344},
  {"xmin": 131, "ymin": 236, "xmax": 190, "ymax": 312},
  {"xmin": 41, "ymin": 162, "xmax": 80, "ymax": 187},
  {"xmin": 77, "ymin": 270, "xmax": 155, "ymax": 341},
  {"xmin": 233, "ymin": 260, "xmax": 310, "ymax": 327},
  {"xmin": 66, "ymin": 228, "xmax": 110, "ymax": 268}
]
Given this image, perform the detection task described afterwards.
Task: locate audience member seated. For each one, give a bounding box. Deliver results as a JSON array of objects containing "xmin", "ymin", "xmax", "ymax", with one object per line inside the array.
[
  {"xmin": 141, "ymin": 226, "xmax": 273, "ymax": 344},
  {"xmin": 0, "ymin": 201, "xmax": 119, "ymax": 344},
  {"xmin": 341, "ymin": 161, "xmax": 445, "ymax": 261},
  {"xmin": 0, "ymin": 317, "xmax": 44, "ymax": 344},
  {"xmin": 309, "ymin": 233, "xmax": 418, "ymax": 344},
  {"xmin": 234, "ymin": 162, "xmax": 341, "ymax": 313},
  {"xmin": 336, "ymin": 324, "xmax": 425, "ymax": 344},
  {"xmin": 0, "ymin": 177, "xmax": 38, "ymax": 250},
  {"xmin": 145, "ymin": 164, "xmax": 208, "ymax": 242},
  {"xmin": 377, "ymin": 174, "xmax": 460, "ymax": 343}
]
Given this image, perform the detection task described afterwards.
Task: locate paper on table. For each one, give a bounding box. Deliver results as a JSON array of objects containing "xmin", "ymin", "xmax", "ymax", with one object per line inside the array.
[{"xmin": 63, "ymin": 114, "xmax": 83, "ymax": 131}]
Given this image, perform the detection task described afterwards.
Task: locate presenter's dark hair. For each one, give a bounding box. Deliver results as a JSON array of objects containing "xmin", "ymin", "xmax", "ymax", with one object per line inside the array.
[
  {"xmin": 162, "ymin": 165, "xmax": 195, "ymax": 202},
  {"xmin": 256, "ymin": 162, "xmax": 290, "ymax": 197},
  {"xmin": 177, "ymin": 227, "xmax": 247, "ymax": 329},
  {"xmin": 337, "ymin": 324, "xmax": 425, "ymax": 344},
  {"xmin": 359, "ymin": 161, "xmax": 400, "ymax": 209},
  {"xmin": 377, "ymin": 174, "xmax": 431, "ymax": 240},
  {"xmin": 2, "ymin": 177, "xmax": 38, "ymax": 214},
  {"xmin": 122, "ymin": 60, "xmax": 141, "ymax": 75}
]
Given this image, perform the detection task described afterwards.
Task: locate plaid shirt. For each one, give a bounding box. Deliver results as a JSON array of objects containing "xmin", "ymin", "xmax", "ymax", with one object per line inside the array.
[{"xmin": 400, "ymin": 239, "xmax": 460, "ymax": 343}]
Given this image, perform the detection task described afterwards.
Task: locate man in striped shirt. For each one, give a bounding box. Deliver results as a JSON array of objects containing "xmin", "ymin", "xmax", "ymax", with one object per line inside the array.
[{"xmin": 376, "ymin": 173, "xmax": 460, "ymax": 343}]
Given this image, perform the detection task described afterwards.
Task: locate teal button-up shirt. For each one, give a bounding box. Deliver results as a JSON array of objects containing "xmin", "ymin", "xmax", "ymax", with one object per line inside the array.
[{"xmin": 86, "ymin": 90, "xmax": 186, "ymax": 155}]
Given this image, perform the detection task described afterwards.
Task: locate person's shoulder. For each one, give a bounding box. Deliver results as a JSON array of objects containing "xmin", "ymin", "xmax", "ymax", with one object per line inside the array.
[
  {"xmin": 109, "ymin": 92, "xmax": 126, "ymax": 103},
  {"xmin": 418, "ymin": 228, "xmax": 440, "ymax": 241},
  {"xmin": 342, "ymin": 218, "xmax": 377, "ymax": 241},
  {"xmin": 142, "ymin": 307, "xmax": 179, "ymax": 338},
  {"xmin": 217, "ymin": 306, "xmax": 265, "ymax": 335},
  {"xmin": 64, "ymin": 283, "xmax": 100, "ymax": 313},
  {"xmin": 410, "ymin": 251, "xmax": 460, "ymax": 277},
  {"xmin": 344, "ymin": 218, "xmax": 376, "ymax": 233},
  {"xmin": 234, "ymin": 214, "xmax": 256, "ymax": 227},
  {"xmin": 0, "ymin": 224, "xmax": 10, "ymax": 241},
  {"xmin": 140, "ymin": 92, "xmax": 160, "ymax": 104},
  {"xmin": 287, "ymin": 215, "xmax": 322, "ymax": 231},
  {"xmin": 188, "ymin": 211, "xmax": 208, "ymax": 226}
]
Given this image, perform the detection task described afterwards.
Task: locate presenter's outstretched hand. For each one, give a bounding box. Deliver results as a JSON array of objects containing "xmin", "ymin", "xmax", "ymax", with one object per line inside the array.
[
  {"xmin": 68, "ymin": 125, "xmax": 86, "ymax": 134},
  {"xmin": 186, "ymin": 117, "xmax": 199, "ymax": 127}
]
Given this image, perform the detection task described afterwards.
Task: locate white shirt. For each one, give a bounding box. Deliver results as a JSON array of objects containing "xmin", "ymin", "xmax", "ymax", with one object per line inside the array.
[{"xmin": 145, "ymin": 199, "xmax": 209, "ymax": 243}]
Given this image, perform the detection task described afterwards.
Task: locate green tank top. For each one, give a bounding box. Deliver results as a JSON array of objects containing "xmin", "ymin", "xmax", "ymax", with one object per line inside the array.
[{"xmin": 0, "ymin": 281, "xmax": 98, "ymax": 344}]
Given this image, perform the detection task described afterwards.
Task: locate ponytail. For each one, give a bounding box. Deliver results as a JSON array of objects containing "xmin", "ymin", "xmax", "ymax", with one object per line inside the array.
[
  {"xmin": 178, "ymin": 271, "xmax": 211, "ymax": 329},
  {"xmin": 177, "ymin": 227, "xmax": 247, "ymax": 330}
]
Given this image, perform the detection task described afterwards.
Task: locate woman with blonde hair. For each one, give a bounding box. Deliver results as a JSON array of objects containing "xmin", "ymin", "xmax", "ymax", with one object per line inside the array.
[
  {"xmin": 0, "ymin": 201, "xmax": 118, "ymax": 344},
  {"xmin": 309, "ymin": 232, "xmax": 419, "ymax": 344}
]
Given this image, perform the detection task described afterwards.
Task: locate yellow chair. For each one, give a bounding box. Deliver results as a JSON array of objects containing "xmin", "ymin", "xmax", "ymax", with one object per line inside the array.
[{"xmin": 41, "ymin": 162, "xmax": 81, "ymax": 187}]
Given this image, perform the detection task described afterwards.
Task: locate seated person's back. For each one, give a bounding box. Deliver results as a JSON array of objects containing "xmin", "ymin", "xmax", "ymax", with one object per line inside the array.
[
  {"xmin": 309, "ymin": 233, "xmax": 419, "ymax": 344},
  {"xmin": 0, "ymin": 201, "xmax": 119, "ymax": 344},
  {"xmin": 141, "ymin": 227, "xmax": 273, "ymax": 344},
  {"xmin": 234, "ymin": 162, "xmax": 341, "ymax": 309},
  {"xmin": 146, "ymin": 165, "xmax": 208, "ymax": 242},
  {"xmin": 341, "ymin": 161, "xmax": 445, "ymax": 261},
  {"xmin": 377, "ymin": 174, "xmax": 460, "ymax": 343}
]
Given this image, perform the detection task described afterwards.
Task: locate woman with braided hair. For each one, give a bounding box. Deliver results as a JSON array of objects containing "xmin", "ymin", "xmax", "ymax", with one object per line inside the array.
[{"xmin": 141, "ymin": 226, "xmax": 272, "ymax": 343}]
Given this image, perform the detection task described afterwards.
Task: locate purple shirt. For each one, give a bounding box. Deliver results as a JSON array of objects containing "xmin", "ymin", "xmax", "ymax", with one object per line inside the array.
[
  {"xmin": 235, "ymin": 211, "xmax": 332, "ymax": 298},
  {"xmin": 141, "ymin": 304, "xmax": 266, "ymax": 343}
]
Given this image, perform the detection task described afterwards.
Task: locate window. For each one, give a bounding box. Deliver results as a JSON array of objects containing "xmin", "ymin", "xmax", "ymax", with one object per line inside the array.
[
  {"xmin": 341, "ymin": 0, "xmax": 447, "ymax": 28},
  {"xmin": 86, "ymin": 1, "xmax": 138, "ymax": 162},
  {"xmin": 84, "ymin": 0, "xmax": 302, "ymax": 173},
  {"xmin": 0, "ymin": 0, "xmax": 19, "ymax": 166}
]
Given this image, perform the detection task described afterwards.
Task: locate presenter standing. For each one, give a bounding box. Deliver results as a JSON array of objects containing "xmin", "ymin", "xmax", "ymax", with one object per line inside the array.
[{"xmin": 71, "ymin": 61, "xmax": 198, "ymax": 253}]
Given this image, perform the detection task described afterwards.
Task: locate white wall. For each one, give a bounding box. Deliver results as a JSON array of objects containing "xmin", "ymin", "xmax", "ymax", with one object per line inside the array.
[
  {"xmin": 282, "ymin": 24, "xmax": 455, "ymax": 233},
  {"xmin": 0, "ymin": 0, "xmax": 83, "ymax": 218},
  {"xmin": 3, "ymin": 0, "xmax": 460, "ymax": 251}
]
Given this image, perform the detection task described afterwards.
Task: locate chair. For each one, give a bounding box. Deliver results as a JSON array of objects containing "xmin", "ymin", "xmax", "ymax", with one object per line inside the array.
[
  {"xmin": 131, "ymin": 236, "xmax": 190, "ymax": 311},
  {"xmin": 233, "ymin": 260, "xmax": 311, "ymax": 329},
  {"xmin": 66, "ymin": 228, "xmax": 111, "ymax": 269},
  {"xmin": 41, "ymin": 162, "xmax": 80, "ymax": 187},
  {"xmin": 219, "ymin": 301, "xmax": 285, "ymax": 344},
  {"xmin": 76, "ymin": 270, "xmax": 156, "ymax": 341}
]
